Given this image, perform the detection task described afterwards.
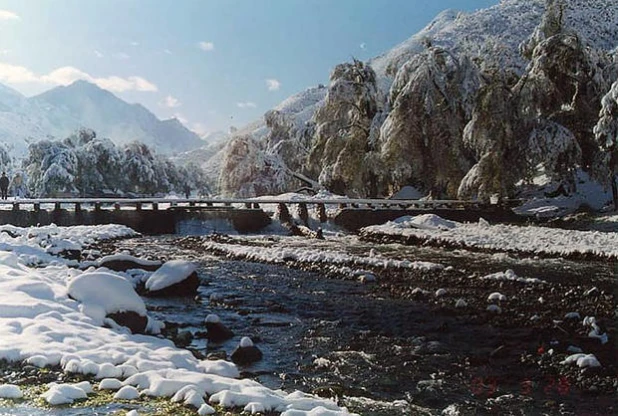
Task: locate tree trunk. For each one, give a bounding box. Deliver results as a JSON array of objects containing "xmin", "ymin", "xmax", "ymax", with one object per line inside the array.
[{"xmin": 612, "ymin": 175, "xmax": 618, "ymax": 211}]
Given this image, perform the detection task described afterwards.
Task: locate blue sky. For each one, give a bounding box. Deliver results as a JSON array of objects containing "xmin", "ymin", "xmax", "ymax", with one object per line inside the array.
[{"xmin": 0, "ymin": 0, "xmax": 498, "ymax": 136}]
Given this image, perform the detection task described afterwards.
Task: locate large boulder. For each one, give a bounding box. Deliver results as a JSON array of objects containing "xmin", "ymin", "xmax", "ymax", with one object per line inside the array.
[{"xmin": 144, "ymin": 260, "xmax": 200, "ymax": 297}]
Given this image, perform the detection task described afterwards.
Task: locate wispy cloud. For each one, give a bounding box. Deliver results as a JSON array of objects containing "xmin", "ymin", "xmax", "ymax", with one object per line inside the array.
[
  {"xmin": 130, "ymin": 41, "xmax": 140, "ymax": 47},
  {"xmin": 114, "ymin": 52, "xmax": 131, "ymax": 60},
  {"xmin": 237, "ymin": 101, "xmax": 256, "ymax": 108},
  {"xmin": 0, "ymin": 10, "xmax": 19, "ymax": 20},
  {"xmin": 173, "ymin": 113, "xmax": 188, "ymax": 124},
  {"xmin": 0, "ymin": 49, "xmax": 10, "ymax": 56},
  {"xmin": 163, "ymin": 49, "xmax": 173, "ymax": 55},
  {"xmin": 192, "ymin": 122, "xmax": 208, "ymax": 136},
  {"xmin": 161, "ymin": 95, "xmax": 181, "ymax": 108},
  {"xmin": 0, "ymin": 62, "xmax": 158, "ymax": 92},
  {"xmin": 198, "ymin": 41, "xmax": 215, "ymax": 52},
  {"xmin": 360, "ymin": 42, "xmax": 366, "ymax": 49},
  {"xmin": 93, "ymin": 50, "xmax": 104, "ymax": 58},
  {"xmin": 266, "ymin": 78, "xmax": 281, "ymax": 91}
]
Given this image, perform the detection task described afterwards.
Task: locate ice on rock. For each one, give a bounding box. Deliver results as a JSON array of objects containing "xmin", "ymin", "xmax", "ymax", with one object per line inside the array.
[
  {"xmin": 205, "ymin": 314, "xmax": 220, "ymax": 324},
  {"xmin": 126, "ymin": 410, "xmax": 139, "ymax": 416},
  {"xmin": 435, "ymin": 288, "xmax": 447, "ymax": 297}
]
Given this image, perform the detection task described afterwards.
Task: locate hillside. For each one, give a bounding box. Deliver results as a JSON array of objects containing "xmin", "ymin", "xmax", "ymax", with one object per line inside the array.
[
  {"xmin": 0, "ymin": 80, "xmax": 204, "ymax": 156},
  {"xmin": 211, "ymin": 0, "xmax": 618, "ymax": 207}
]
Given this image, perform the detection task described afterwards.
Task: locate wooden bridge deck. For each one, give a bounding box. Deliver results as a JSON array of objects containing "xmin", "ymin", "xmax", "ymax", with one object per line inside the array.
[{"xmin": 0, "ymin": 197, "xmax": 501, "ymax": 211}]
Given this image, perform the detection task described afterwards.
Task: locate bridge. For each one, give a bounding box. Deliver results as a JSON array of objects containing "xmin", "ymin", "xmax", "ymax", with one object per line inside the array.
[{"xmin": 0, "ymin": 197, "xmax": 523, "ymax": 234}]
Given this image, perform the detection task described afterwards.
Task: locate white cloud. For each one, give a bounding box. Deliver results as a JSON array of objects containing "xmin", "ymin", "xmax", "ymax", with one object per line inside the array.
[
  {"xmin": 0, "ymin": 10, "xmax": 19, "ymax": 20},
  {"xmin": 198, "ymin": 41, "xmax": 215, "ymax": 52},
  {"xmin": 130, "ymin": 41, "xmax": 139, "ymax": 47},
  {"xmin": 191, "ymin": 122, "xmax": 208, "ymax": 136},
  {"xmin": 114, "ymin": 52, "xmax": 131, "ymax": 60},
  {"xmin": 266, "ymin": 78, "xmax": 281, "ymax": 91},
  {"xmin": 161, "ymin": 95, "xmax": 181, "ymax": 108},
  {"xmin": 173, "ymin": 113, "xmax": 188, "ymax": 124},
  {"xmin": 0, "ymin": 62, "xmax": 158, "ymax": 92},
  {"xmin": 94, "ymin": 50, "xmax": 104, "ymax": 58},
  {"xmin": 237, "ymin": 101, "xmax": 256, "ymax": 108},
  {"xmin": 360, "ymin": 42, "xmax": 366, "ymax": 49},
  {"xmin": 0, "ymin": 49, "xmax": 10, "ymax": 56},
  {"xmin": 163, "ymin": 49, "xmax": 173, "ymax": 55}
]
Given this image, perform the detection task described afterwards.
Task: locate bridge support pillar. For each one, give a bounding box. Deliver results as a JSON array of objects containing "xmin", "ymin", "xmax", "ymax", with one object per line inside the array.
[
  {"xmin": 316, "ymin": 203, "xmax": 327, "ymax": 223},
  {"xmin": 114, "ymin": 203, "xmax": 120, "ymax": 211},
  {"xmin": 297, "ymin": 203, "xmax": 309, "ymax": 227},
  {"xmin": 136, "ymin": 203, "xmax": 142, "ymax": 212},
  {"xmin": 244, "ymin": 202, "xmax": 252, "ymax": 209},
  {"xmin": 34, "ymin": 203, "xmax": 40, "ymax": 212},
  {"xmin": 152, "ymin": 202, "xmax": 158, "ymax": 211},
  {"xmin": 95, "ymin": 202, "xmax": 102, "ymax": 212},
  {"xmin": 75, "ymin": 203, "xmax": 81, "ymax": 213},
  {"xmin": 252, "ymin": 203, "xmax": 260, "ymax": 209},
  {"xmin": 54, "ymin": 202, "xmax": 61, "ymax": 211},
  {"xmin": 12, "ymin": 203, "xmax": 19, "ymax": 212}
]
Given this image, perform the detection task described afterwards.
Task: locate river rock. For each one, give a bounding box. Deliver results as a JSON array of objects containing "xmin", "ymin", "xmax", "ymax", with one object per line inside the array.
[
  {"xmin": 98, "ymin": 254, "xmax": 162, "ymax": 272},
  {"xmin": 204, "ymin": 314, "xmax": 234, "ymax": 342},
  {"xmin": 106, "ymin": 311, "xmax": 148, "ymax": 334},
  {"xmin": 231, "ymin": 337, "xmax": 263, "ymax": 365}
]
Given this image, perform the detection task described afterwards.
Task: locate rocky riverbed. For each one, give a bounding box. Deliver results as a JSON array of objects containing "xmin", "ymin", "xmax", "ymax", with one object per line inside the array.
[{"xmin": 90, "ymin": 232, "xmax": 617, "ymax": 416}]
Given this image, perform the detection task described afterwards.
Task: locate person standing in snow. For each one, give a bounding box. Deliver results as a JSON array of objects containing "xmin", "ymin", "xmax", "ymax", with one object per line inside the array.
[{"xmin": 0, "ymin": 172, "xmax": 9, "ymax": 200}]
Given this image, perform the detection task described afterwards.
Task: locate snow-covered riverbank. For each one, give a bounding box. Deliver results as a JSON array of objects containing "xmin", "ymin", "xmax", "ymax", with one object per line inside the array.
[
  {"xmin": 361, "ymin": 214, "xmax": 618, "ymax": 260},
  {"xmin": 0, "ymin": 224, "xmax": 357, "ymax": 415}
]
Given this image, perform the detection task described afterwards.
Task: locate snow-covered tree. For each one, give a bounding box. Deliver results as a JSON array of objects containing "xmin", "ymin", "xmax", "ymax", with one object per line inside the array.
[
  {"xmin": 593, "ymin": 79, "xmax": 618, "ymax": 209},
  {"xmin": 380, "ymin": 48, "xmax": 479, "ymax": 198},
  {"xmin": 218, "ymin": 135, "xmax": 287, "ymax": 197},
  {"xmin": 24, "ymin": 140, "xmax": 78, "ymax": 197},
  {"xmin": 306, "ymin": 59, "xmax": 380, "ymax": 196}
]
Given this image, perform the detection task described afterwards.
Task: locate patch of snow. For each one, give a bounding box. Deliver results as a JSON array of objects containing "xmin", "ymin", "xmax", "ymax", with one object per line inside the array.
[
  {"xmin": 145, "ymin": 260, "xmax": 197, "ymax": 292},
  {"xmin": 98, "ymin": 378, "xmax": 123, "ymax": 390},
  {"xmin": 487, "ymin": 292, "xmax": 506, "ymax": 302},
  {"xmin": 240, "ymin": 336, "xmax": 254, "ymax": 348},
  {"xmin": 0, "ymin": 384, "xmax": 23, "ymax": 399},
  {"xmin": 114, "ymin": 385, "xmax": 140, "ymax": 400}
]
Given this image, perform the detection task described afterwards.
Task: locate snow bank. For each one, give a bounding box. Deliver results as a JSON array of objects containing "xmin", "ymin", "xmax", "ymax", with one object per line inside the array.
[
  {"xmin": 0, "ymin": 224, "xmax": 356, "ymax": 414},
  {"xmin": 203, "ymin": 239, "xmax": 443, "ymax": 272},
  {"xmin": 0, "ymin": 223, "xmax": 136, "ymax": 266},
  {"xmin": 363, "ymin": 214, "xmax": 618, "ymax": 259},
  {"xmin": 145, "ymin": 260, "xmax": 197, "ymax": 291}
]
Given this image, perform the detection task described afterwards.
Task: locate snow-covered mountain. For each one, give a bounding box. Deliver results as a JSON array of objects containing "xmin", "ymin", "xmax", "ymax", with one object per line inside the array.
[
  {"xmin": 210, "ymin": 0, "xmax": 618, "ymax": 202},
  {"xmin": 0, "ymin": 80, "xmax": 204, "ymax": 156}
]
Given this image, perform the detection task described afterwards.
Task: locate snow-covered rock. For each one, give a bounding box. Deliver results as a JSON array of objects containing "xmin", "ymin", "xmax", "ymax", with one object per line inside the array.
[{"xmin": 144, "ymin": 260, "xmax": 199, "ymax": 297}]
